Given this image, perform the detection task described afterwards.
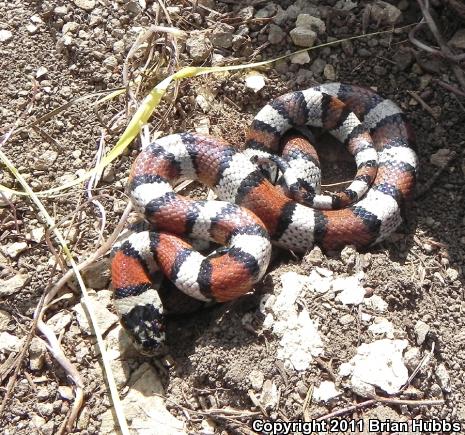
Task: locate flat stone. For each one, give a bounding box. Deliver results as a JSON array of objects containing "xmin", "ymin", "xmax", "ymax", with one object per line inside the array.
[
  {"xmin": 290, "ymin": 51, "xmax": 310, "ymax": 64},
  {"xmin": 313, "ymin": 381, "xmax": 341, "ymax": 402},
  {"xmin": 295, "ymin": 14, "xmax": 326, "ymax": 34},
  {"xmin": 74, "ymin": 295, "xmax": 119, "ymax": 335},
  {"xmin": 73, "ymin": 0, "xmax": 96, "ymax": 12},
  {"xmin": 54, "ymin": 5, "xmax": 68, "ymax": 15},
  {"xmin": 290, "ymin": 27, "xmax": 317, "ymax": 47},
  {"xmin": 29, "ymin": 226, "xmax": 45, "ymax": 243},
  {"xmin": 3, "ymin": 242, "xmax": 28, "ymax": 258},
  {"xmin": 0, "ymin": 30, "xmax": 13, "ymax": 43},
  {"xmin": 393, "ymin": 49, "xmax": 413, "ymax": 71},
  {"xmin": 0, "ymin": 274, "xmax": 30, "ymax": 296},
  {"xmin": 100, "ymin": 364, "xmax": 185, "ymax": 434}
]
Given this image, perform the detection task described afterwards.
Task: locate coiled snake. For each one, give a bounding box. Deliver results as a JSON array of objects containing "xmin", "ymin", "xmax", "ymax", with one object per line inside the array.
[{"xmin": 111, "ymin": 82, "xmax": 418, "ymax": 354}]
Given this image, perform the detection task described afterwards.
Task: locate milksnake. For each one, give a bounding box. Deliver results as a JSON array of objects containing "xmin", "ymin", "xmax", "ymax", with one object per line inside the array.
[{"xmin": 111, "ymin": 83, "xmax": 418, "ymax": 354}]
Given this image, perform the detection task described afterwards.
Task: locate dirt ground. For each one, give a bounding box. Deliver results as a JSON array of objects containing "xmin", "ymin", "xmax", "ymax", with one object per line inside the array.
[{"xmin": 1, "ymin": 0, "xmax": 465, "ymax": 434}]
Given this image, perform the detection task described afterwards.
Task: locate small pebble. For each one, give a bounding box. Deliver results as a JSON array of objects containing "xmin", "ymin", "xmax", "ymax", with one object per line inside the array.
[
  {"xmin": 0, "ymin": 30, "xmax": 13, "ymax": 43},
  {"xmin": 73, "ymin": 0, "xmax": 96, "ymax": 12}
]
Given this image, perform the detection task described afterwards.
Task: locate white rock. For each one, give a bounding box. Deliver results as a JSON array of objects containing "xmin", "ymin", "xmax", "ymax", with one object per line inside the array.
[
  {"xmin": 368, "ymin": 317, "xmax": 394, "ymax": 339},
  {"xmin": 58, "ymin": 386, "xmax": 74, "ymax": 400},
  {"xmin": 445, "ymin": 267, "xmax": 459, "ymax": 281},
  {"xmin": 340, "ymin": 339, "xmax": 408, "ymax": 396},
  {"xmin": 339, "ymin": 313, "xmax": 354, "ymax": 325},
  {"xmin": 29, "ymin": 226, "xmax": 45, "ymax": 243},
  {"xmin": 436, "ymin": 363, "xmax": 451, "ymax": 393},
  {"xmin": 26, "ymin": 24, "xmax": 38, "ymax": 34},
  {"xmin": 195, "ymin": 117, "xmax": 210, "ymax": 135},
  {"xmin": 74, "ymin": 0, "xmax": 96, "ymax": 12},
  {"xmin": 261, "ymin": 271, "xmax": 323, "ymax": 370},
  {"xmin": 47, "ymin": 311, "xmax": 73, "ymax": 334},
  {"xmin": 363, "ymin": 294, "xmax": 388, "ymax": 312},
  {"xmin": 313, "ymin": 380, "xmax": 341, "ymax": 402},
  {"xmin": 3, "ymin": 242, "xmax": 28, "ymax": 258},
  {"xmin": 333, "ymin": 273, "xmax": 365, "ymax": 305},
  {"xmin": 29, "ymin": 415, "xmax": 46, "ymax": 431},
  {"xmin": 62, "ymin": 22, "xmax": 79, "ymax": 34},
  {"xmin": 308, "ymin": 268, "xmax": 333, "ymax": 293},
  {"xmin": 245, "ymin": 72, "xmax": 265, "ymax": 92},
  {"xmin": 0, "ymin": 274, "xmax": 30, "ymax": 295},
  {"xmin": 103, "ymin": 55, "xmax": 118, "ymax": 69},
  {"xmin": 0, "ymin": 30, "xmax": 13, "ymax": 43},
  {"xmin": 36, "ymin": 66, "xmax": 50, "ymax": 79},
  {"xmin": 414, "ymin": 320, "xmax": 430, "ymax": 345},
  {"xmin": 35, "ymin": 149, "xmax": 58, "ymax": 170},
  {"xmin": 0, "ymin": 332, "xmax": 21, "ymax": 352},
  {"xmin": 54, "ymin": 5, "xmax": 68, "ymax": 15},
  {"xmin": 261, "ymin": 379, "xmax": 279, "ymax": 410}
]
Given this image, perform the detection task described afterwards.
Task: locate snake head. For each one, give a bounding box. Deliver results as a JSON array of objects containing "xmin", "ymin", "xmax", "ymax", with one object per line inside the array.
[{"xmin": 120, "ymin": 304, "xmax": 167, "ymax": 356}]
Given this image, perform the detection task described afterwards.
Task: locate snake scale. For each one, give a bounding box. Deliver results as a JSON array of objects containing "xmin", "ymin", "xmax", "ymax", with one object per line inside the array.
[{"xmin": 111, "ymin": 82, "xmax": 418, "ymax": 354}]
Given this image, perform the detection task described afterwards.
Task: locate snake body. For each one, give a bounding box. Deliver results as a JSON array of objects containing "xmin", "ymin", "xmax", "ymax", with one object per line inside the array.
[{"xmin": 111, "ymin": 83, "xmax": 418, "ymax": 353}]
